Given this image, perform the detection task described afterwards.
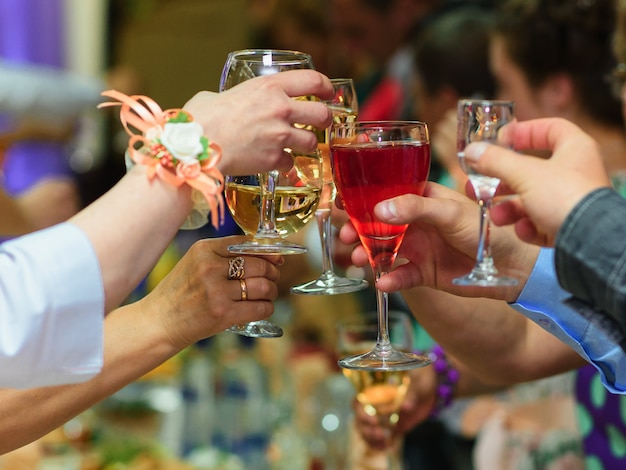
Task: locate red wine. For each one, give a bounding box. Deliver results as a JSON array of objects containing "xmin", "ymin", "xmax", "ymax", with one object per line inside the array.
[{"xmin": 331, "ymin": 141, "xmax": 430, "ymax": 268}]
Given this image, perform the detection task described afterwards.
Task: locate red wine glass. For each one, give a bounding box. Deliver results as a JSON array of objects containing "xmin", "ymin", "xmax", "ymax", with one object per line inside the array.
[{"xmin": 330, "ymin": 121, "xmax": 432, "ymax": 371}]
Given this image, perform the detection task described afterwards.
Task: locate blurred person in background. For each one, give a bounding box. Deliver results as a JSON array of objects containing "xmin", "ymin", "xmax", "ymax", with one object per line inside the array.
[{"xmin": 350, "ymin": 0, "xmax": 626, "ymax": 468}]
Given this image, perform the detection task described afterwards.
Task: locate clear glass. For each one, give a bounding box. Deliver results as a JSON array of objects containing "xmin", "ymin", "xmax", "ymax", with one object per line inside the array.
[
  {"xmin": 291, "ymin": 78, "xmax": 369, "ymax": 295},
  {"xmin": 219, "ymin": 49, "xmax": 315, "ymax": 255},
  {"xmin": 453, "ymin": 99, "xmax": 518, "ymax": 287},
  {"xmin": 330, "ymin": 121, "xmax": 432, "ymax": 371},
  {"xmin": 338, "ymin": 311, "xmax": 415, "ymax": 469}
]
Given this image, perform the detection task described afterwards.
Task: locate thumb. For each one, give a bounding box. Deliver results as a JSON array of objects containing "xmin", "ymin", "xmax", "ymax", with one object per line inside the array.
[{"xmin": 463, "ymin": 142, "xmax": 536, "ymax": 194}]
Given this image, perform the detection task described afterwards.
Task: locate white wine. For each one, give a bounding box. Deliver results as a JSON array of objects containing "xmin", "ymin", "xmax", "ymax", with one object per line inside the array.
[
  {"xmin": 322, "ymin": 107, "xmax": 358, "ymax": 183},
  {"xmin": 226, "ymin": 182, "xmax": 321, "ymax": 237},
  {"xmin": 343, "ymin": 367, "xmax": 411, "ymax": 420}
]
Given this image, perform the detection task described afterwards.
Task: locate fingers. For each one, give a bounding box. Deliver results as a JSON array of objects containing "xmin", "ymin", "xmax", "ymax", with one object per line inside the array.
[
  {"xmin": 266, "ymin": 69, "xmax": 334, "ymax": 101},
  {"xmin": 374, "ymin": 183, "xmax": 466, "ymax": 227},
  {"xmin": 353, "ymin": 401, "xmax": 390, "ymax": 450},
  {"xmin": 229, "ymin": 277, "xmax": 278, "ymax": 302},
  {"xmin": 490, "ymin": 196, "xmax": 527, "ymax": 226}
]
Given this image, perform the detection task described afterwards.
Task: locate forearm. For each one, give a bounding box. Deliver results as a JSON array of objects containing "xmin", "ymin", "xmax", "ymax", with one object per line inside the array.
[
  {"xmin": 69, "ymin": 164, "xmax": 193, "ymax": 312},
  {"xmin": 0, "ymin": 301, "xmax": 180, "ymax": 454},
  {"xmin": 556, "ymin": 187, "xmax": 626, "ymax": 334},
  {"xmin": 403, "ymin": 287, "xmax": 582, "ymax": 385}
]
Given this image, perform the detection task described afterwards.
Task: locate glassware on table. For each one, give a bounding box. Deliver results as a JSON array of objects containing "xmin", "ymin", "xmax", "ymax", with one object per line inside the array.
[
  {"xmin": 224, "ymin": 145, "xmax": 323, "ymax": 338},
  {"xmin": 338, "ymin": 311, "xmax": 415, "ymax": 470},
  {"xmin": 330, "ymin": 120, "xmax": 432, "ymax": 371},
  {"xmin": 291, "ymin": 78, "xmax": 369, "ymax": 296},
  {"xmin": 219, "ymin": 49, "xmax": 316, "ymax": 255},
  {"xmin": 453, "ymin": 99, "xmax": 518, "ymax": 287}
]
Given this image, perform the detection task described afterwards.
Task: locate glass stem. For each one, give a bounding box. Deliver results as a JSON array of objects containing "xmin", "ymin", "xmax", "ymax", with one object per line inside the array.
[
  {"xmin": 375, "ymin": 270, "xmax": 393, "ymax": 356},
  {"xmin": 473, "ymin": 186, "xmax": 497, "ymax": 274},
  {"xmin": 316, "ymin": 208, "xmax": 334, "ymax": 275},
  {"xmin": 257, "ymin": 170, "xmax": 280, "ymax": 237}
]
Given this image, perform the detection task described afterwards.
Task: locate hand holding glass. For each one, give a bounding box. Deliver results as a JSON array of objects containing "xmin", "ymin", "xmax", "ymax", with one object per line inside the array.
[
  {"xmin": 219, "ymin": 49, "xmax": 316, "ymax": 256},
  {"xmin": 338, "ymin": 311, "xmax": 415, "ymax": 470},
  {"xmin": 220, "ymin": 49, "xmax": 322, "ymax": 338},
  {"xmin": 453, "ymin": 99, "xmax": 518, "ymax": 286},
  {"xmin": 330, "ymin": 121, "xmax": 432, "ymax": 371}
]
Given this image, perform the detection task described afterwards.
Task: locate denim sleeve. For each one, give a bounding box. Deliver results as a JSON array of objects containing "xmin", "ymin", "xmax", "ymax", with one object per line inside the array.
[
  {"xmin": 555, "ymin": 187, "xmax": 626, "ymax": 340},
  {"xmin": 510, "ymin": 248, "xmax": 626, "ymax": 394}
]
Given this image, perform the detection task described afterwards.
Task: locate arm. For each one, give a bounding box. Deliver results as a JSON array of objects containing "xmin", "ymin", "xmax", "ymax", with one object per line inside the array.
[
  {"xmin": 0, "ymin": 235, "xmax": 281, "ymax": 454},
  {"xmin": 555, "ymin": 188, "xmax": 626, "ymax": 340},
  {"xmin": 0, "ymin": 60, "xmax": 104, "ymax": 120},
  {"xmin": 338, "ymin": 182, "xmax": 624, "ymax": 390},
  {"xmin": 0, "ymin": 69, "xmax": 331, "ymax": 388}
]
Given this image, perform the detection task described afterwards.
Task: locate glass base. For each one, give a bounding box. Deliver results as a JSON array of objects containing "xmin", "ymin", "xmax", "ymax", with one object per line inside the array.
[
  {"xmin": 453, "ymin": 270, "xmax": 518, "ymax": 287},
  {"xmin": 227, "ymin": 320, "xmax": 284, "ymax": 338},
  {"xmin": 291, "ymin": 272, "xmax": 369, "ymax": 295},
  {"xmin": 338, "ymin": 349, "xmax": 431, "ymax": 371},
  {"xmin": 228, "ymin": 240, "xmax": 307, "ymax": 255}
]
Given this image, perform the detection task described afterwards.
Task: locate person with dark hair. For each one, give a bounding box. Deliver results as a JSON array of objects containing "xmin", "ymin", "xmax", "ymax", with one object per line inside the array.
[{"xmin": 412, "ymin": 5, "xmax": 496, "ymax": 191}]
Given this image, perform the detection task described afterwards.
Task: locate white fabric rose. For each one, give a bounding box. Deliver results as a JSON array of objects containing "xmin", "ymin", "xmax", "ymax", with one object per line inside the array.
[{"xmin": 160, "ymin": 121, "xmax": 204, "ymax": 164}]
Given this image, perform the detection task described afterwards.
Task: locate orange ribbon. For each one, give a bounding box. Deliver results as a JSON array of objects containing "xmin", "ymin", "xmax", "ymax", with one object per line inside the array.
[{"xmin": 98, "ymin": 90, "xmax": 224, "ymax": 229}]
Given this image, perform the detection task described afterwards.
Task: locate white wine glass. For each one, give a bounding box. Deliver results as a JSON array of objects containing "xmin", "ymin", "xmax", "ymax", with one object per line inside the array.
[
  {"xmin": 291, "ymin": 78, "xmax": 369, "ymax": 295},
  {"xmin": 453, "ymin": 99, "xmax": 518, "ymax": 287},
  {"xmin": 219, "ymin": 49, "xmax": 316, "ymax": 255},
  {"xmin": 338, "ymin": 311, "xmax": 415, "ymax": 470},
  {"xmin": 225, "ymin": 144, "xmax": 323, "ymax": 337}
]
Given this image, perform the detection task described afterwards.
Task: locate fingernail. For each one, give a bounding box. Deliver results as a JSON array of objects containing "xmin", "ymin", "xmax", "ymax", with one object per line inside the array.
[
  {"xmin": 464, "ymin": 142, "xmax": 488, "ymax": 162},
  {"xmin": 378, "ymin": 200, "xmax": 398, "ymax": 219}
]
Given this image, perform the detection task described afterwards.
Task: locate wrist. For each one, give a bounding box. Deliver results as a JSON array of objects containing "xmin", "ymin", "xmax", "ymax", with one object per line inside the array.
[
  {"xmin": 425, "ymin": 344, "xmax": 459, "ymax": 417},
  {"xmin": 100, "ymin": 90, "xmax": 225, "ymax": 230}
]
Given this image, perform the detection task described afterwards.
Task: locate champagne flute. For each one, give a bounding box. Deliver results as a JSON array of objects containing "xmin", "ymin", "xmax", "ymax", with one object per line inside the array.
[
  {"xmin": 219, "ymin": 49, "xmax": 316, "ymax": 255},
  {"xmin": 291, "ymin": 78, "xmax": 369, "ymax": 295},
  {"xmin": 330, "ymin": 121, "xmax": 431, "ymax": 371},
  {"xmin": 338, "ymin": 311, "xmax": 415, "ymax": 470},
  {"xmin": 453, "ymin": 99, "xmax": 518, "ymax": 286}
]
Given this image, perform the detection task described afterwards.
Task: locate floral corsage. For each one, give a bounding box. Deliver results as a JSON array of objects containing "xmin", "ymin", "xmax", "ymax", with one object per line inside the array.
[{"xmin": 98, "ymin": 90, "xmax": 224, "ymax": 229}]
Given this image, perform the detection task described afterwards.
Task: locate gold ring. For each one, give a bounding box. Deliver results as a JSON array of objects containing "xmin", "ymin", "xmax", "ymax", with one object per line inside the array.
[
  {"xmin": 228, "ymin": 256, "xmax": 245, "ymax": 280},
  {"xmin": 239, "ymin": 279, "xmax": 248, "ymax": 301}
]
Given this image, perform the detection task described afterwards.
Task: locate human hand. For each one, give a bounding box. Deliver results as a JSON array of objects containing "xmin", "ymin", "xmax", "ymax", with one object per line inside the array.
[
  {"xmin": 338, "ymin": 182, "xmax": 538, "ymax": 302},
  {"xmin": 183, "ymin": 70, "xmax": 333, "ymax": 176},
  {"xmin": 463, "ymin": 117, "xmax": 612, "ymax": 246},
  {"xmin": 353, "ymin": 366, "xmax": 437, "ymax": 450},
  {"xmin": 138, "ymin": 235, "xmax": 282, "ymax": 350}
]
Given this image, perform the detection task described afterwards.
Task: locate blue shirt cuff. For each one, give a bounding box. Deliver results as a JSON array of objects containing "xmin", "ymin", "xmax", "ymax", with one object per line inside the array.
[{"xmin": 510, "ymin": 248, "xmax": 626, "ymax": 394}]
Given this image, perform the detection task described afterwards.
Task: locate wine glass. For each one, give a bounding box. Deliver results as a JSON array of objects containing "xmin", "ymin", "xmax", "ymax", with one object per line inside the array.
[
  {"xmin": 330, "ymin": 120, "xmax": 432, "ymax": 371},
  {"xmin": 291, "ymin": 78, "xmax": 369, "ymax": 295},
  {"xmin": 453, "ymin": 99, "xmax": 518, "ymax": 286},
  {"xmin": 338, "ymin": 311, "xmax": 415, "ymax": 470},
  {"xmin": 224, "ymin": 141, "xmax": 323, "ymax": 338},
  {"xmin": 219, "ymin": 49, "xmax": 316, "ymax": 255}
]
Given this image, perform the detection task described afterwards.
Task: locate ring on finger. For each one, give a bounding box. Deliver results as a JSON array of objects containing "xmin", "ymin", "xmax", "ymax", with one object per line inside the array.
[
  {"xmin": 228, "ymin": 256, "xmax": 245, "ymax": 280},
  {"xmin": 239, "ymin": 279, "xmax": 248, "ymax": 301}
]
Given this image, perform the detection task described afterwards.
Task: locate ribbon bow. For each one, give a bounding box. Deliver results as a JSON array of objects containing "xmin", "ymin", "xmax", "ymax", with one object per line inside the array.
[{"xmin": 98, "ymin": 90, "xmax": 224, "ymax": 229}]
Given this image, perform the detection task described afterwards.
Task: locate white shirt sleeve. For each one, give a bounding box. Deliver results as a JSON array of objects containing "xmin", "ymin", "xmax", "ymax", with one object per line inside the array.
[{"xmin": 0, "ymin": 222, "xmax": 104, "ymax": 389}]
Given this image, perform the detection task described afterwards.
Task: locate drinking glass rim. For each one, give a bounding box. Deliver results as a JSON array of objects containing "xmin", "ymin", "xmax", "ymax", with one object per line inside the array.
[
  {"xmin": 458, "ymin": 98, "xmax": 515, "ymax": 107},
  {"xmin": 224, "ymin": 48, "xmax": 313, "ymax": 64},
  {"xmin": 331, "ymin": 120, "xmax": 428, "ymax": 129}
]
